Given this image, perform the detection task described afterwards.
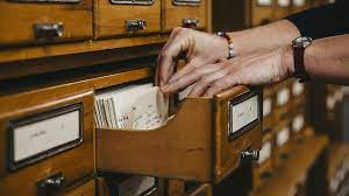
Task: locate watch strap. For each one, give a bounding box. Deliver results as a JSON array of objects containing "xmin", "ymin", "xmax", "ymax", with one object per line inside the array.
[{"xmin": 293, "ymin": 47, "xmax": 310, "ymax": 83}]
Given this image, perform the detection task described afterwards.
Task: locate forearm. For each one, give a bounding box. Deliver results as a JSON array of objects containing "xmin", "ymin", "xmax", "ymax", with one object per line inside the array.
[
  {"xmin": 228, "ymin": 20, "xmax": 300, "ymax": 55},
  {"xmin": 286, "ymin": 34, "xmax": 349, "ymax": 84}
]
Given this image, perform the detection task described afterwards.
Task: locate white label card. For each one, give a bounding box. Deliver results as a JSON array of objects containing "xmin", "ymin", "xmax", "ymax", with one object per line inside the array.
[
  {"xmin": 292, "ymin": 82, "xmax": 305, "ymax": 96},
  {"xmin": 293, "ymin": 0, "xmax": 305, "ymax": 6},
  {"xmin": 263, "ymin": 98, "xmax": 272, "ymax": 117},
  {"xmin": 276, "ymin": 127, "xmax": 290, "ymax": 147},
  {"xmin": 277, "ymin": 88, "xmax": 290, "ymax": 106},
  {"xmin": 292, "ymin": 114, "xmax": 305, "ymax": 132},
  {"xmin": 13, "ymin": 109, "xmax": 81, "ymax": 163},
  {"xmin": 257, "ymin": 0, "xmax": 272, "ymax": 6},
  {"xmin": 278, "ymin": 0, "xmax": 290, "ymax": 7},
  {"xmin": 231, "ymin": 95, "xmax": 259, "ymax": 134},
  {"xmin": 258, "ymin": 141, "xmax": 272, "ymax": 164}
]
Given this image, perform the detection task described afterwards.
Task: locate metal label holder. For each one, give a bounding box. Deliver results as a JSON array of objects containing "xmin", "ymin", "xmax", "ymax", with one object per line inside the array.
[
  {"xmin": 172, "ymin": 0, "xmax": 201, "ymax": 6},
  {"xmin": 228, "ymin": 90, "xmax": 262, "ymax": 141},
  {"xmin": 7, "ymin": 103, "xmax": 84, "ymax": 171},
  {"xmin": 110, "ymin": 0, "xmax": 155, "ymax": 5}
]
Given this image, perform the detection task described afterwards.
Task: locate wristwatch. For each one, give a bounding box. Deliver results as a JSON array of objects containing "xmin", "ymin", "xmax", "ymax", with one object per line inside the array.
[{"xmin": 291, "ymin": 36, "xmax": 312, "ymax": 83}]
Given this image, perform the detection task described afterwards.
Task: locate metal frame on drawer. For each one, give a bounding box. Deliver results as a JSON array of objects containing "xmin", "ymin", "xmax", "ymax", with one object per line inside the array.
[
  {"xmin": 172, "ymin": 0, "xmax": 201, "ymax": 6},
  {"xmin": 7, "ymin": 103, "xmax": 84, "ymax": 171},
  {"xmin": 110, "ymin": 0, "xmax": 155, "ymax": 5}
]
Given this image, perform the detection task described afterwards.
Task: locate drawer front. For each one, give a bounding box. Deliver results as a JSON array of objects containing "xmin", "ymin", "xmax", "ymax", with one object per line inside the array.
[
  {"xmin": 274, "ymin": 120, "xmax": 294, "ymax": 167},
  {"xmin": 251, "ymin": 0, "xmax": 274, "ymax": 27},
  {"xmin": 0, "ymin": 0, "xmax": 92, "ymax": 46},
  {"xmin": 0, "ymin": 88, "xmax": 94, "ymax": 195},
  {"xmin": 95, "ymin": 0, "xmax": 161, "ymax": 38},
  {"xmin": 63, "ymin": 179, "xmax": 96, "ymax": 196},
  {"xmin": 275, "ymin": 82, "xmax": 292, "ymax": 122},
  {"xmin": 214, "ymin": 87, "xmax": 262, "ymax": 183},
  {"xmin": 163, "ymin": 0, "xmax": 207, "ymax": 32},
  {"xmin": 274, "ymin": 0, "xmax": 291, "ymax": 19}
]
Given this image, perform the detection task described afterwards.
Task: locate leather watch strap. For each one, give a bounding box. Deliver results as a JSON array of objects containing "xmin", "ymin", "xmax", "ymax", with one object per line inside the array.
[{"xmin": 293, "ymin": 47, "xmax": 309, "ymax": 83}]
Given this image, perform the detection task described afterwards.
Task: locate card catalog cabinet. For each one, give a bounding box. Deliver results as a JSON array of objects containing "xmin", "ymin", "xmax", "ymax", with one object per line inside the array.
[
  {"xmin": 291, "ymin": 108, "xmax": 308, "ymax": 140},
  {"xmin": 251, "ymin": 0, "xmax": 274, "ymax": 27},
  {"xmin": 96, "ymin": 85, "xmax": 262, "ymax": 184},
  {"xmin": 0, "ymin": 0, "xmax": 92, "ymax": 46},
  {"xmin": 0, "ymin": 86, "xmax": 94, "ymax": 195},
  {"xmin": 274, "ymin": 0, "xmax": 291, "ymax": 19},
  {"xmin": 94, "ymin": 0, "xmax": 161, "ymax": 38},
  {"xmin": 163, "ymin": 0, "xmax": 207, "ymax": 31}
]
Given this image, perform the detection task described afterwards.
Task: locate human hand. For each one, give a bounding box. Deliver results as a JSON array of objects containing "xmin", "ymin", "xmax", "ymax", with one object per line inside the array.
[
  {"xmin": 156, "ymin": 27, "xmax": 229, "ymax": 87},
  {"xmin": 161, "ymin": 46, "xmax": 294, "ymax": 97}
]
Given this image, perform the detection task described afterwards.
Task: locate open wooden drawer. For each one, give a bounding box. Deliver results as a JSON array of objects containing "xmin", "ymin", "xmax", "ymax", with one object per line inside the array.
[
  {"xmin": 0, "ymin": 0, "xmax": 92, "ymax": 47},
  {"xmin": 96, "ymin": 86, "xmax": 262, "ymax": 184},
  {"xmin": 0, "ymin": 86, "xmax": 94, "ymax": 195},
  {"xmin": 163, "ymin": 0, "xmax": 207, "ymax": 31}
]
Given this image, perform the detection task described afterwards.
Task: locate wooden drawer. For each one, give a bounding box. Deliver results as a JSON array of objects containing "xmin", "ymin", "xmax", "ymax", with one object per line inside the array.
[
  {"xmin": 274, "ymin": 119, "xmax": 294, "ymax": 168},
  {"xmin": 291, "ymin": 0, "xmax": 310, "ymax": 14},
  {"xmin": 262, "ymin": 86, "xmax": 275, "ymax": 134},
  {"xmin": 291, "ymin": 80, "xmax": 307, "ymax": 108},
  {"xmin": 96, "ymin": 86, "xmax": 262, "ymax": 184},
  {"xmin": 251, "ymin": 0, "xmax": 274, "ymax": 27},
  {"xmin": 163, "ymin": 0, "xmax": 207, "ymax": 32},
  {"xmin": 63, "ymin": 179, "xmax": 96, "ymax": 196},
  {"xmin": 0, "ymin": 87, "xmax": 94, "ymax": 195},
  {"xmin": 273, "ymin": 0, "xmax": 291, "ymax": 19},
  {"xmin": 253, "ymin": 133, "xmax": 275, "ymax": 189},
  {"xmin": 291, "ymin": 107, "xmax": 308, "ymax": 140},
  {"xmin": 94, "ymin": 0, "xmax": 161, "ymax": 39},
  {"xmin": 275, "ymin": 81, "xmax": 292, "ymax": 122},
  {"xmin": 0, "ymin": 0, "xmax": 92, "ymax": 47}
]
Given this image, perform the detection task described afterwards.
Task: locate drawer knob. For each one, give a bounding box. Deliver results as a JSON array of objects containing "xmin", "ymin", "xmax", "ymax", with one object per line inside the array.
[
  {"xmin": 126, "ymin": 19, "xmax": 147, "ymax": 32},
  {"xmin": 241, "ymin": 149, "xmax": 260, "ymax": 161},
  {"xmin": 34, "ymin": 22, "xmax": 64, "ymax": 39},
  {"xmin": 182, "ymin": 18, "xmax": 199, "ymax": 28},
  {"xmin": 37, "ymin": 173, "xmax": 65, "ymax": 196}
]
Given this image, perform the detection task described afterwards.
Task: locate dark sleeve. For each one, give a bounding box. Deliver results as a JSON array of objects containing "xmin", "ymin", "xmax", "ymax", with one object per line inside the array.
[{"xmin": 285, "ymin": 0, "xmax": 349, "ymax": 39}]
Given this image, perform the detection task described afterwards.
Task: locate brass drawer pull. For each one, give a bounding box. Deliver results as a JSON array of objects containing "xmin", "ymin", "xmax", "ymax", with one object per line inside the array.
[
  {"xmin": 173, "ymin": 0, "xmax": 201, "ymax": 6},
  {"xmin": 182, "ymin": 18, "xmax": 199, "ymax": 28},
  {"xmin": 125, "ymin": 19, "xmax": 147, "ymax": 32},
  {"xmin": 241, "ymin": 149, "xmax": 260, "ymax": 161},
  {"xmin": 37, "ymin": 173, "xmax": 65, "ymax": 196},
  {"xmin": 34, "ymin": 22, "xmax": 64, "ymax": 39}
]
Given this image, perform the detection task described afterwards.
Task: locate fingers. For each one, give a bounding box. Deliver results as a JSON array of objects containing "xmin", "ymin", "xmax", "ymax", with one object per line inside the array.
[
  {"xmin": 157, "ymin": 28, "xmax": 191, "ymax": 87},
  {"xmin": 162, "ymin": 62, "xmax": 226, "ymax": 93},
  {"xmin": 204, "ymin": 74, "xmax": 240, "ymax": 98},
  {"xmin": 188, "ymin": 68, "xmax": 230, "ymax": 97}
]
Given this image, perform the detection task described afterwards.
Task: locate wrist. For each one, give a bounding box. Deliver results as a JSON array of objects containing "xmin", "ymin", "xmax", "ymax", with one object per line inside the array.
[
  {"xmin": 216, "ymin": 32, "xmax": 237, "ymax": 59},
  {"xmin": 282, "ymin": 45, "xmax": 295, "ymax": 78}
]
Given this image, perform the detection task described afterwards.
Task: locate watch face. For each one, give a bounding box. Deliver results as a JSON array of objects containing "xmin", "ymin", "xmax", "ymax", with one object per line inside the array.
[{"xmin": 292, "ymin": 36, "xmax": 312, "ymax": 48}]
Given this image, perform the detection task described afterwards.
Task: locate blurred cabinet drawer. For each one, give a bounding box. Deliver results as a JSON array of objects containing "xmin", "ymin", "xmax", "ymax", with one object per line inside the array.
[
  {"xmin": 291, "ymin": 80, "xmax": 307, "ymax": 108},
  {"xmin": 251, "ymin": 0, "xmax": 274, "ymax": 27},
  {"xmin": 274, "ymin": 0, "xmax": 291, "ymax": 19},
  {"xmin": 96, "ymin": 86, "xmax": 262, "ymax": 184},
  {"xmin": 163, "ymin": 0, "xmax": 207, "ymax": 31},
  {"xmin": 187, "ymin": 184, "xmax": 212, "ymax": 196},
  {"xmin": 0, "ymin": 0, "xmax": 92, "ymax": 47},
  {"xmin": 94, "ymin": 0, "xmax": 161, "ymax": 38},
  {"xmin": 63, "ymin": 179, "xmax": 96, "ymax": 196},
  {"xmin": 0, "ymin": 86, "xmax": 94, "ymax": 195},
  {"xmin": 291, "ymin": 0, "xmax": 310, "ymax": 14},
  {"xmin": 262, "ymin": 85, "xmax": 275, "ymax": 134},
  {"xmin": 275, "ymin": 81, "xmax": 292, "ymax": 122},
  {"xmin": 274, "ymin": 119, "xmax": 294, "ymax": 167}
]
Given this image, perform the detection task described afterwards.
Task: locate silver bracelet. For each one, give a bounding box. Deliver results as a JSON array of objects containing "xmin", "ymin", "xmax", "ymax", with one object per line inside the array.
[{"xmin": 217, "ymin": 31, "xmax": 237, "ymax": 59}]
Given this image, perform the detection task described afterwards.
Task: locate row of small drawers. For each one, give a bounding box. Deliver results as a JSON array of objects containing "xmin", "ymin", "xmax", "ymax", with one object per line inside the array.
[
  {"xmin": 0, "ymin": 0, "xmax": 207, "ymax": 47},
  {"xmin": 0, "ymin": 68, "xmax": 261, "ymax": 195}
]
